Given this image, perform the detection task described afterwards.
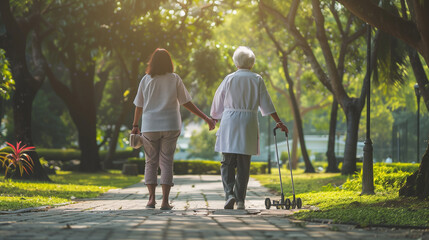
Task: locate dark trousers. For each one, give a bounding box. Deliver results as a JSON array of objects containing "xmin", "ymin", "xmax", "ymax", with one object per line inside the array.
[{"xmin": 221, "ymin": 153, "xmax": 251, "ymax": 202}]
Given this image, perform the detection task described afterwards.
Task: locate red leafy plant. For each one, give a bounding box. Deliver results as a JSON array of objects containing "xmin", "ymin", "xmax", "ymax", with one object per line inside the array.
[{"xmin": 0, "ymin": 141, "xmax": 35, "ymax": 177}]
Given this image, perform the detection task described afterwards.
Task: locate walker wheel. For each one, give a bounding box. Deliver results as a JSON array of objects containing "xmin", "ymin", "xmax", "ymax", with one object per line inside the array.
[
  {"xmin": 265, "ymin": 198, "xmax": 271, "ymax": 209},
  {"xmin": 297, "ymin": 198, "xmax": 302, "ymax": 209},
  {"xmin": 273, "ymin": 200, "xmax": 280, "ymax": 209},
  {"xmin": 285, "ymin": 198, "xmax": 291, "ymax": 210},
  {"xmin": 291, "ymin": 199, "xmax": 296, "ymax": 209}
]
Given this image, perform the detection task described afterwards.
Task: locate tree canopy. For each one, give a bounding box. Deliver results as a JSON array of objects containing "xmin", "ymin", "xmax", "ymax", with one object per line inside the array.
[{"xmin": 0, "ymin": 0, "xmax": 427, "ymax": 199}]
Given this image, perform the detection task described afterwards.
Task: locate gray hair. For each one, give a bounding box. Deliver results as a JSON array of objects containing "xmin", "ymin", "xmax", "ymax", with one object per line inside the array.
[{"xmin": 233, "ymin": 46, "xmax": 255, "ymax": 69}]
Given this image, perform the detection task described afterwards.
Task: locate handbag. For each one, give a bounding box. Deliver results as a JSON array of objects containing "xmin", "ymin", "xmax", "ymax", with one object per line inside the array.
[{"xmin": 129, "ymin": 133, "xmax": 144, "ymax": 149}]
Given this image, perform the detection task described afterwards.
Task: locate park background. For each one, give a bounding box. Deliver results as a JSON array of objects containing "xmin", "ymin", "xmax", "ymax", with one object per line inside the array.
[
  {"xmin": 1, "ymin": 0, "xmax": 427, "ymax": 169},
  {"xmin": 1, "ymin": 0, "xmax": 429, "ymax": 228}
]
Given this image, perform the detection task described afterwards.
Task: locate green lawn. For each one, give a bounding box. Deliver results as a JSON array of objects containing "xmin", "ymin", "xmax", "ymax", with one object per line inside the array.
[
  {"xmin": 0, "ymin": 170, "xmax": 143, "ymax": 211},
  {"xmin": 252, "ymin": 166, "xmax": 429, "ymax": 228}
]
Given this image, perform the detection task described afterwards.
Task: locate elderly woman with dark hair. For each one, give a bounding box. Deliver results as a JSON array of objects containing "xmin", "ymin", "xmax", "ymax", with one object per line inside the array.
[
  {"xmin": 211, "ymin": 46, "xmax": 288, "ymax": 210},
  {"xmin": 132, "ymin": 48, "xmax": 216, "ymax": 210}
]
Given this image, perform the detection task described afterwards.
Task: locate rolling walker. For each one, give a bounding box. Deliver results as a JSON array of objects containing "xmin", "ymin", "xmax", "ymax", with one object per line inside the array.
[{"xmin": 265, "ymin": 127, "xmax": 302, "ymax": 210}]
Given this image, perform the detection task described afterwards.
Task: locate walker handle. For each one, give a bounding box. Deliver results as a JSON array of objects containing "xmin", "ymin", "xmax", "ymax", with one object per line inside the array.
[
  {"xmin": 273, "ymin": 126, "xmax": 288, "ymax": 138},
  {"xmin": 273, "ymin": 126, "xmax": 279, "ymax": 136}
]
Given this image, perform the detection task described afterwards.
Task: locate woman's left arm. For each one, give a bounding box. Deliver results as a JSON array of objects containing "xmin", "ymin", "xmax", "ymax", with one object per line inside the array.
[{"xmin": 183, "ymin": 101, "xmax": 216, "ymax": 130}]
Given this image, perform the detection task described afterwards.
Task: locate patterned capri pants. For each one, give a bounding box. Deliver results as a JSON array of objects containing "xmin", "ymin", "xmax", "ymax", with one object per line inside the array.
[{"xmin": 141, "ymin": 130, "xmax": 180, "ymax": 186}]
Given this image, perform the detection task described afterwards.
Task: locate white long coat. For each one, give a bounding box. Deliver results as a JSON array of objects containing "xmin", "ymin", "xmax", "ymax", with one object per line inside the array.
[{"xmin": 210, "ymin": 69, "xmax": 276, "ymax": 155}]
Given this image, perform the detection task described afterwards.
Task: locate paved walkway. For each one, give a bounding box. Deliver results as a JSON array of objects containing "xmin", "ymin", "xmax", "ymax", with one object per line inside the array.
[{"xmin": 0, "ymin": 175, "xmax": 427, "ymax": 240}]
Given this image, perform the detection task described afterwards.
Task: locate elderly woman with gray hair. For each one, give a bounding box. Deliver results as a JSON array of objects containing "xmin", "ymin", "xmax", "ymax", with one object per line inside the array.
[{"xmin": 211, "ymin": 46, "xmax": 288, "ymax": 209}]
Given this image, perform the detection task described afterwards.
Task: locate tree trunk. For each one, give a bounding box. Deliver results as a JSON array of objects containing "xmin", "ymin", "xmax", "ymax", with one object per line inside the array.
[
  {"xmin": 0, "ymin": 0, "xmax": 50, "ymax": 181},
  {"xmin": 66, "ymin": 89, "xmax": 101, "ymax": 172},
  {"xmin": 281, "ymin": 58, "xmax": 315, "ymax": 173},
  {"xmin": 398, "ymin": 44, "xmax": 429, "ymax": 199},
  {"xmin": 296, "ymin": 115, "xmax": 315, "ymax": 173},
  {"xmin": 399, "ymin": 141, "xmax": 429, "ymax": 199},
  {"xmin": 326, "ymin": 99, "xmax": 340, "ymax": 173},
  {"xmin": 72, "ymin": 72, "xmax": 101, "ymax": 172},
  {"xmin": 43, "ymin": 45, "xmax": 102, "ymax": 172},
  {"xmin": 75, "ymin": 113, "xmax": 100, "ymax": 172},
  {"xmin": 341, "ymin": 100, "xmax": 362, "ymax": 175},
  {"xmin": 11, "ymin": 87, "xmax": 50, "ymax": 181}
]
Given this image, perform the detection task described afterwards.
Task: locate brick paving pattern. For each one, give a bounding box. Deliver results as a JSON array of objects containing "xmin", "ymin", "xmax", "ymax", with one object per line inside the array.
[{"xmin": 0, "ymin": 175, "xmax": 427, "ymax": 240}]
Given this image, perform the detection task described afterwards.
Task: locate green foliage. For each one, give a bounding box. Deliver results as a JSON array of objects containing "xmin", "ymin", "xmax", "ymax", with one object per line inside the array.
[
  {"xmin": 337, "ymin": 161, "xmax": 363, "ymax": 171},
  {"xmin": 372, "ymin": 4, "xmax": 408, "ymax": 87},
  {"xmin": 186, "ymin": 46, "xmax": 231, "ymax": 106},
  {"xmin": 253, "ymin": 169, "xmax": 347, "ymax": 195},
  {"xmin": 187, "ymin": 128, "xmax": 217, "ymax": 159},
  {"xmin": 126, "ymin": 157, "xmax": 145, "ymax": 174},
  {"xmin": 2, "ymin": 0, "xmax": 425, "ymax": 180},
  {"xmin": 100, "ymin": 149, "xmax": 136, "ymax": 160},
  {"xmin": 280, "ymin": 151, "xmax": 288, "ymax": 164},
  {"xmin": 126, "ymin": 158, "xmax": 268, "ymax": 175},
  {"xmin": 0, "ymin": 49, "xmax": 14, "ymax": 100},
  {"xmin": 255, "ymin": 162, "xmax": 428, "ymax": 227},
  {"xmin": 0, "ymin": 170, "xmax": 143, "ymax": 211},
  {"xmin": 383, "ymin": 162, "xmax": 421, "ymax": 172},
  {"xmin": 37, "ymin": 148, "xmax": 135, "ymax": 161},
  {"xmin": 249, "ymin": 162, "xmax": 267, "ymax": 174},
  {"xmin": 37, "ymin": 149, "xmax": 81, "ymax": 161},
  {"xmin": 342, "ymin": 163, "xmax": 418, "ymax": 192},
  {"xmin": 294, "ymin": 192, "xmax": 429, "ymax": 227},
  {"xmin": 174, "ymin": 160, "xmax": 221, "ymax": 175},
  {"xmin": 32, "ymin": 85, "xmax": 76, "ymax": 148},
  {"xmin": 314, "ymin": 152, "xmax": 326, "ymax": 162}
]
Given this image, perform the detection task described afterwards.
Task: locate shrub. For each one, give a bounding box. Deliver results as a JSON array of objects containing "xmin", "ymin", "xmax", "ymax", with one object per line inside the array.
[
  {"xmin": 174, "ymin": 160, "xmax": 220, "ymax": 175},
  {"xmin": 250, "ymin": 162, "xmax": 267, "ymax": 174},
  {"xmin": 100, "ymin": 149, "xmax": 136, "ymax": 160},
  {"xmin": 314, "ymin": 152, "xmax": 326, "ymax": 162},
  {"xmin": 311, "ymin": 161, "xmax": 328, "ymax": 171},
  {"xmin": 342, "ymin": 163, "xmax": 417, "ymax": 192},
  {"xmin": 37, "ymin": 148, "xmax": 136, "ymax": 162},
  {"xmin": 124, "ymin": 159, "xmax": 268, "ymax": 175},
  {"xmin": 382, "ymin": 162, "xmax": 419, "ymax": 173},
  {"xmin": 173, "ymin": 160, "xmax": 189, "ymax": 174},
  {"xmin": 37, "ymin": 148, "xmax": 81, "ymax": 161},
  {"xmin": 337, "ymin": 161, "xmax": 363, "ymax": 172},
  {"xmin": 0, "ymin": 141, "xmax": 35, "ymax": 177},
  {"xmin": 39, "ymin": 157, "xmax": 59, "ymax": 175},
  {"xmin": 280, "ymin": 151, "xmax": 288, "ymax": 164},
  {"xmin": 126, "ymin": 157, "xmax": 145, "ymax": 174}
]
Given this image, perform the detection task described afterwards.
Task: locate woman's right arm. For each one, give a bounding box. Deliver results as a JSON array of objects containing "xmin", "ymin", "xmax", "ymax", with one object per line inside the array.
[
  {"xmin": 270, "ymin": 112, "xmax": 288, "ymax": 133},
  {"xmin": 210, "ymin": 79, "xmax": 227, "ymax": 122},
  {"xmin": 131, "ymin": 107, "xmax": 143, "ymax": 134},
  {"xmin": 183, "ymin": 101, "xmax": 216, "ymax": 130}
]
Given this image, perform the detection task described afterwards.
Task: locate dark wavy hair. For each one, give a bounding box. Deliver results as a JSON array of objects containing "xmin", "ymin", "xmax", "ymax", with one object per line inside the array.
[{"xmin": 145, "ymin": 48, "xmax": 174, "ymax": 77}]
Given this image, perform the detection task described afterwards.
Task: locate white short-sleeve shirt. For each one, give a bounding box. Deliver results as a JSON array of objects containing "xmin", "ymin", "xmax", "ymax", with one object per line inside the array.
[
  {"xmin": 210, "ymin": 69, "xmax": 276, "ymax": 155},
  {"xmin": 133, "ymin": 73, "xmax": 192, "ymax": 132}
]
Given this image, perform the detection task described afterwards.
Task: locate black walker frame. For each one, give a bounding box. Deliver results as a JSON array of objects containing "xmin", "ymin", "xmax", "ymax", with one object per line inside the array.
[{"xmin": 265, "ymin": 127, "xmax": 302, "ymax": 210}]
